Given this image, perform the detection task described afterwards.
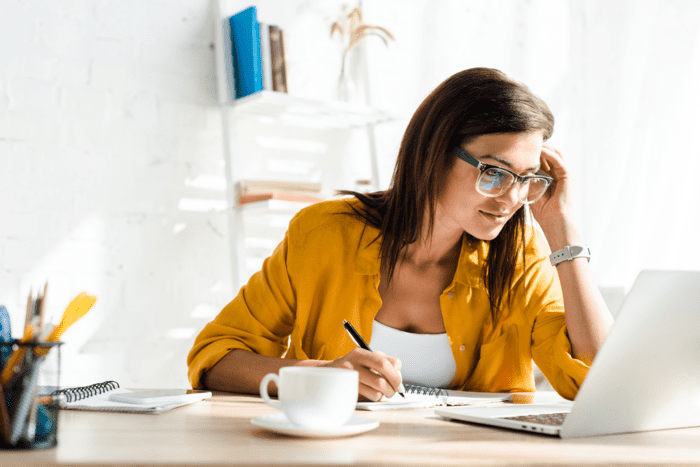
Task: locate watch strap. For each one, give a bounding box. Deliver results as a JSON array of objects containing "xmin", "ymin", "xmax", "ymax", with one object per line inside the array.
[{"xmin": 549, "ymin": 245, "xmax": 591, "ymax": 266}]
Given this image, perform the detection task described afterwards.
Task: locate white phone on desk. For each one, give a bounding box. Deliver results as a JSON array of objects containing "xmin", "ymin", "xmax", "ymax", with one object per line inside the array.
[{"xmin": 108, "ymin": 389, "xmax": 212, "ymax": 405}]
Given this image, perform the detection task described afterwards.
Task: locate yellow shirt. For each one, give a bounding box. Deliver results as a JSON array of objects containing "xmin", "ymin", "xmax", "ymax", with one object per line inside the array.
[{"xmin": 187, "ymin": 198, "xmax": 589, "ymax": 400}]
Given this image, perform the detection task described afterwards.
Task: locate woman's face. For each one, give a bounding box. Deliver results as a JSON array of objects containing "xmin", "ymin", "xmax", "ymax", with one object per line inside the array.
[{"xmin": 437, "ymin": 131, "xmax": 544, "ymax": 241}]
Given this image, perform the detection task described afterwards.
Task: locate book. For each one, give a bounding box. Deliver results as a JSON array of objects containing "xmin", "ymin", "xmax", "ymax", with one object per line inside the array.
[
  {"xmin": 238, "ymin": 180, "xmax": 323, "ymax": 195},
  {"xmin": 259, "ymin": 22, "xmax": 273, "ymax": 91},
  {"xmin": 230, "ymin": 6, "xmax": 263, "ymax": 99},
  {"xmin": 269, "ymin": 25, "xmax": 288, "ymax": 93},
  {"xmin": 51, "ymin": 381, "xmax": 212, "ymax": 414},
  {"xmin": 356, "ymin": 384, "xmax": 512, "ymax": 411},
  {"xmin": 239, "ymin": 192, "xmax": 324, "ymax": 206}
]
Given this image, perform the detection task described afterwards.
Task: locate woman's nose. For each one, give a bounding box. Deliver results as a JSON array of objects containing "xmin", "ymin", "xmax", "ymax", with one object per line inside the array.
[{"xmin": 496, "ymin": 181, "xmax": 524, "ymax": 206}]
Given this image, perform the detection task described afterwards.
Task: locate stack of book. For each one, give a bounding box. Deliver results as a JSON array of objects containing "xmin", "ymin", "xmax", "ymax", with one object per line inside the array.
[
  {"xmin": 237, "ymin": 180, "xmax": 324, "ymax": 205},
  {"xmin": 230, "ymin": 6, "xmax": 287, "ymax": 99}
]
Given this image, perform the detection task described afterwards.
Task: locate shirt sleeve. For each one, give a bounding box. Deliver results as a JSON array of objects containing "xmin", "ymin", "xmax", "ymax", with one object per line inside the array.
[
  {"xmin": 186, "ymin": 218, "xmax": 299, "ymax": 389},
  {"xmin": 524, "ymin": 237, "xmax": 590, "ymax": 401}
]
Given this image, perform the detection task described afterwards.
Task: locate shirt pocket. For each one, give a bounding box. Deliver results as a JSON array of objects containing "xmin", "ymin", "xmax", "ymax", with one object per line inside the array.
[{"xmin": 466, "ymin": 324, "xmax": 534, "ymax": 393}]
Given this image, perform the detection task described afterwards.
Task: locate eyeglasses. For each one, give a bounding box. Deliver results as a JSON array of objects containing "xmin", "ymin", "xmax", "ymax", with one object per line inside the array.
[{"xmin": 450, "ymin": 147, "xmax": 553, "ymax": 205}]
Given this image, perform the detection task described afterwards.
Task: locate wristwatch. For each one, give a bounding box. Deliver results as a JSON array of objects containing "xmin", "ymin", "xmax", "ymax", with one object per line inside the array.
[{"xmin": 549, "ymin": 245, "xmax": 591, "ymax": 266}]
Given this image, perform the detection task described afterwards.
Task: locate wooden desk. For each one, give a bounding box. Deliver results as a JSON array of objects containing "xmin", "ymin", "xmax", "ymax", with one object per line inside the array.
[{"xmin": 4, "ymin": 392, "xmax": 700, "ymax": 466}]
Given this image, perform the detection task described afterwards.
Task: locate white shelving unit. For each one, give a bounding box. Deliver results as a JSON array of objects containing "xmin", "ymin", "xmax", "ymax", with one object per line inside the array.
[
  {"xmin": 214, "ymin": 1, "xmax": 393, "ymax": 290},
  {"xmin": 227, "ymin": 90, "xmax": 393, "ymax": 128}
]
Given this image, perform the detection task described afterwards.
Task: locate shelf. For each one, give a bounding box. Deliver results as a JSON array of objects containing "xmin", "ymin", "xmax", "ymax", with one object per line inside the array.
[
  {"xmin": 226, "ymin": 91, "xmax": 394, "ymax": 128},
  {"xmin": 240, "ymin": 198, "xmax": 320, "ymax": 215},
  {"xmin": 239, "ymin": 192, "xmax": 324, "ymax": 205}
]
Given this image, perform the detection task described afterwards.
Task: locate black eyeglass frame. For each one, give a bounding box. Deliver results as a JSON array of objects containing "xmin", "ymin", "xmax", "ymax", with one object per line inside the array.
[{"xmin": 450, "ymin": 147, "xmax": 553, "ymax": 204}]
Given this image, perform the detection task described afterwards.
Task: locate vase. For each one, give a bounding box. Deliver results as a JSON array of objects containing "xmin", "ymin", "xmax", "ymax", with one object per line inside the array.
[
  {"xmin": 336, "ymin": 67, "xmax": 355, "ymax": 102},
  {"xmin": 336, "ymin": 48, "xmax": 361, "ymax": 102}
]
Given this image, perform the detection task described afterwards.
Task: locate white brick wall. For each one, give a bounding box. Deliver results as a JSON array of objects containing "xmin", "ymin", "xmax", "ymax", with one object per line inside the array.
[
  {"xmin": 0, "ymin": 0, "xmax": 233, "ymax": 388},
  {"xmin": 0, "ymin": 0, "xmax": 361, "ymax": 389}
]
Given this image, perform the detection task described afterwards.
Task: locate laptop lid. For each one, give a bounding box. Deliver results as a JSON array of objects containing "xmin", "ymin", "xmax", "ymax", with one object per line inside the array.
[
  {"xmin": 560, "ymin": 270, "xmax": 700, "ymax": 437},
  {"xmin": 436, "ymin": 270, "xmax": 700, "ymax": 438}
]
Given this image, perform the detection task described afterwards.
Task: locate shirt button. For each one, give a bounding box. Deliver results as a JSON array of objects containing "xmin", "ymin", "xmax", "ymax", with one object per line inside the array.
[
  {"xmin": 459, "ymin": 345, "xmax": 466, "ymax": 351},
  {"xmin": 448, "ymin": 292, "xmax": 454, "ymax": 298}
]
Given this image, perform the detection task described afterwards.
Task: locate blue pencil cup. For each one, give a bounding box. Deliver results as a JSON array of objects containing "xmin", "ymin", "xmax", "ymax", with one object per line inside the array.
[{"xmin": 0, "ymin": 341, "xmax": 62, "ymax": 450}]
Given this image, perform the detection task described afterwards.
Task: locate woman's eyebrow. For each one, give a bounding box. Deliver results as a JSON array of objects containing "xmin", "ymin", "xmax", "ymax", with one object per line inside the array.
[{"xmin": 481, "ymin": 154, "xmax": 540, "ymax": 173}]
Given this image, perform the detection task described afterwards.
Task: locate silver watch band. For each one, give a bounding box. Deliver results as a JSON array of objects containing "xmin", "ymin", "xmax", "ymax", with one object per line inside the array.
[{"xmin": 549, "ymin": 245, "xmax": 591, "ymax": 266}]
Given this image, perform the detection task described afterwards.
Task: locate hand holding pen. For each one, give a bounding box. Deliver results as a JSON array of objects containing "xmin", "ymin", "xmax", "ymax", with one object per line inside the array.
[{"xmin": 342, "ymin": 320, "xmax": 406, "ymax": 400}]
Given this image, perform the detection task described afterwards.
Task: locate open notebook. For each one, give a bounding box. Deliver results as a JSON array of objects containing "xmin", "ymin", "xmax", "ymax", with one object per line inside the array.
[
  {"xmin": 356, "ymin": 383, "xmax": 512, "ymax": 411},
  {"xmin": 51, "ymin": 381, "xmax": 212, "ymax": 414}
]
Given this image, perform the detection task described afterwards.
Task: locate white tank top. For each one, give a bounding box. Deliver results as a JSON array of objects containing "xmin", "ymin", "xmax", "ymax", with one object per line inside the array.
[{"xmin": 369, "ymin": 320, "xmax": 457, "ymax": 388}]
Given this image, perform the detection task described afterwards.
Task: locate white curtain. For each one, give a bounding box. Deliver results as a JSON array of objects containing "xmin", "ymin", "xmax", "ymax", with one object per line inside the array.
[{"xmin": 358, "ymin": 0, "xmax": 700, "ymax": 290}]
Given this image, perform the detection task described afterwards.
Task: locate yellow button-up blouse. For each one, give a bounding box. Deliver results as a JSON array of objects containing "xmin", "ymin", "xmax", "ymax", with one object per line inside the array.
[{"xmin": 187, "ymin": 198, "xmax": 589, "ymax": 400}]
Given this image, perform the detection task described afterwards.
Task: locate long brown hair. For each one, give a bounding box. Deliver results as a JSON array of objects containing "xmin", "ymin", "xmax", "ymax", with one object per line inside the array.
[{"xmin": 342, "ymin": 68, "xmax": 554, "ymax": 321}]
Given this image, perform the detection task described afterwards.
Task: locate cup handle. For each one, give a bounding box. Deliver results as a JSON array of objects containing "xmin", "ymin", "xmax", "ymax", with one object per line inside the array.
[{"xmin": 259, "ymin": 373, "xmax": 280, "ymax": 409}]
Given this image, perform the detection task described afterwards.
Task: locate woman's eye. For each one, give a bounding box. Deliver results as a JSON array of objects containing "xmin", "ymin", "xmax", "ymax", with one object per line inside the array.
[{"xmin": 487, "ymin": 168, "xmax": 507, "ymax": 179}]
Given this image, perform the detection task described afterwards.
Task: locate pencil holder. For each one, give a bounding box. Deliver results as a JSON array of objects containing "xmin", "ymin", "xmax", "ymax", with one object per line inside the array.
[{"xmin": 0, "ymin": 341, "xmax": 62, "ymax": 450}]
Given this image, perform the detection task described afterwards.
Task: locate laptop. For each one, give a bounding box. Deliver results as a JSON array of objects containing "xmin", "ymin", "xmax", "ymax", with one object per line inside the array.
[{"xmin": 435, "ymin": 270, "xmax": 700, "ymax": 438}]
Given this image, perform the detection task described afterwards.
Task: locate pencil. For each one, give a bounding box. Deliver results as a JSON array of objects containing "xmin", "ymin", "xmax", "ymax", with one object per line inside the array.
[
  {"xmin": 24, "ymin": 289, "xmax": 33, "ymax": 332},
  {"xmin": 0, "ymin": 384, "xmax": 12, "ymax": 444},
  {"xmin": 37, "ymin": 282, "xmax": 48, "ymax": 338},
  {"xmin": 342, "ymin": 320, "xmax": 406, "ymax": 398}
]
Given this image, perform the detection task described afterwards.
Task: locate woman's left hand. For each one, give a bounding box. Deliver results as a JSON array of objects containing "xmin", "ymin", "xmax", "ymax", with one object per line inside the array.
[
  {"xmin": 529, "ymin": 144, "xmax": 573, "ymax": 223},
  {"xmin": 529, "ymin": 144, "xmax": 580, "ymax": 249}
]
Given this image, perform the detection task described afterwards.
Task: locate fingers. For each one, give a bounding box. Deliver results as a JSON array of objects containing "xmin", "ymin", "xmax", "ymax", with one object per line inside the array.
[
  {"xmin": 354, "ymin": 349, "xmax": 403, "ymax": 394},
  {"xmin": 358, "ymin": 382, "xmax": 384, "ymax": 402},
  {"xmin": 540, "ymin": 145, "xmax": 573, "ymax": 193},
  {"xmin": 336, "ymin": 349, "xmax": 403, "ymax": 402},
  {"xmin": 530, "ymin": 145, "xmax": 576, "ymax": 220},
  {"xmin": 540, "ymin": 145, "xmax": 567, "ymax": 174},
  {"xmin": 356, "ymin": 367, "xmax": 396, "ymax": 401}
]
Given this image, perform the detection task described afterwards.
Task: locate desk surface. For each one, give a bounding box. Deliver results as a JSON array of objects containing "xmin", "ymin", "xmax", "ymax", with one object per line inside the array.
[{"xmin": 4, "ymin": 392, "xmax": 700, "ymax": 466}]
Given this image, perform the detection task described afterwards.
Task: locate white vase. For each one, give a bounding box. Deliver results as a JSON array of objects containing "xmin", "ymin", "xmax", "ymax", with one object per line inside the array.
[
  {"xmin": 336, "ymin": 48, "xmax": 361, "ymax": 102},
  {"xmin": 336, "ymin": 68, "xmax": 355, "ymax": 102}
]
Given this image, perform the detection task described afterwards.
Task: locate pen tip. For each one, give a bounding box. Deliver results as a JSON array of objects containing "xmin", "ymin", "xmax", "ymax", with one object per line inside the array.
[{"xmin": 399, "ymin": 392, "xmax": 406, "ymax": 399}]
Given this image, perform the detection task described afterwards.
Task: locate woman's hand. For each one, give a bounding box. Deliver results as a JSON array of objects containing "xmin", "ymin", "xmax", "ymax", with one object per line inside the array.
[
  {"xmin": 319, "ymin": 348, "xmax": 403, "ymax": 402},
  {"xmin": 529, "ymin": 144, "xmax": 572, "ymax": 221},
  {"xmin": 529, "ymin": 144, "xmax": 581, "ymax": 250}
]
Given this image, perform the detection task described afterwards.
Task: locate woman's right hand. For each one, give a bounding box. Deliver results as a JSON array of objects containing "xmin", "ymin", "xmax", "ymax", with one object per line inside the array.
[{"xmin": 319, "ymin": 348, "xmax": 403, "ymax": 402}]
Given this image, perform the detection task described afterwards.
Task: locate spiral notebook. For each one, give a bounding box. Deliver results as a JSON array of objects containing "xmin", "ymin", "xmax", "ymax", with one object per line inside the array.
[
  {"xmin": 51, "ymin": 381, "xmax": 211, "ymax": 414},
  {"xmin": 356, "ymin": 384, "xmax": 512, "ymax": 411}
]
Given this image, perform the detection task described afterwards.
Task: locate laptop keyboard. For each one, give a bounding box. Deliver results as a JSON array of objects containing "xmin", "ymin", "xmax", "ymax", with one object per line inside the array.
[{"xmin": 502, "ymin": 412, "xmax": 569, "ymax": 426}]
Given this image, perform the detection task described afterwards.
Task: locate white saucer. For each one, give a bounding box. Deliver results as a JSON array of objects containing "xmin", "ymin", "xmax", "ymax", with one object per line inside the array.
[{"xmin": 251, "ymin": 412, "xmax": 379, "ymax": 438}]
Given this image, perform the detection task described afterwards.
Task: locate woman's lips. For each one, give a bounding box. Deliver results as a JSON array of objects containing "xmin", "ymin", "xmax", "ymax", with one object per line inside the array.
[{"xmin": 479, "ymin": 210, "xmax": 508, "ymax": 223}]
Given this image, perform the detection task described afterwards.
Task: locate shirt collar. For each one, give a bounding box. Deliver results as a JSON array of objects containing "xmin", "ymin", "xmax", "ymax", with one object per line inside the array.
[
  {"xmin": 355, "ymin": 228, "xmax": 487, "ymax": 288},
  {"xmin": 452, "ymin": 234, "xmax": 487, "ymax": 288}
]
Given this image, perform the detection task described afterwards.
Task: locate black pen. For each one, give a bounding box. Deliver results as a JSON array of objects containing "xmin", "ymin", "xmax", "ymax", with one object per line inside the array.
[{"xmin": 343, "ymin": 319, "xmax": 406, "ymax": 399}]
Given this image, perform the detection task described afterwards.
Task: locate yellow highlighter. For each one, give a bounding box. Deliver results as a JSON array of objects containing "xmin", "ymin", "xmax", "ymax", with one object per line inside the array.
[{"xmin": 35, "ymin": 292, "xmax": 96, "ymax": 357}]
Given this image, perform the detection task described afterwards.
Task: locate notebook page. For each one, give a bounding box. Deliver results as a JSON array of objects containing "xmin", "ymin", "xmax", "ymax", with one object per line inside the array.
[
  {"xmin": 63, "ymin": 388, "xmax": 192, "ymax": 413},
  {"xmin": 356, "ymin": 392, "xmax": 440, "ymax": 411},
  {"xmin": 356, "ymin": 390, "xmax": 513, "ymax": 411},
  {"xmin": 441, "ymin": 390, "xmax": 512, "ymax": 406}
]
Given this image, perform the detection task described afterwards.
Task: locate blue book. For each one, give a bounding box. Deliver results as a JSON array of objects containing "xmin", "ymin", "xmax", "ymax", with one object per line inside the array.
[
  {"xmin": 0, "ymin": 305, "xmax": 11, "ymax": 369},
  {"xmin": 230, "ymin": 6, "xmax": 263, "ymax": 99}
]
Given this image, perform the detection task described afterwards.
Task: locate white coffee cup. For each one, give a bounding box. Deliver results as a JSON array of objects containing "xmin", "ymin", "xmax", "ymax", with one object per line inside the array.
[{"xmin": 259, "ymin": 367, "xmax": 359, "ymax": 429}]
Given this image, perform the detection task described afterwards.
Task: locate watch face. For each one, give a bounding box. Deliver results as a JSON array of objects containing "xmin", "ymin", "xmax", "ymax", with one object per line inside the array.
[{"xmin": 570, "ymin": 246, "xmax": 583, "ymax": 255}]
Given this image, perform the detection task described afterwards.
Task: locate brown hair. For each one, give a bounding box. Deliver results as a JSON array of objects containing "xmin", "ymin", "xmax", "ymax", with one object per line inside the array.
[{"xmin": 342, "ymin": 68, "xmax": 554, "ymax": 321}]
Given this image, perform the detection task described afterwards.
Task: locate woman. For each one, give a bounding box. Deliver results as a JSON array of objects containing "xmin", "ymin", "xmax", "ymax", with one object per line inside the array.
[{"xmin": 187, "ymin": 68, "xmax": 614, "ymax": 401}]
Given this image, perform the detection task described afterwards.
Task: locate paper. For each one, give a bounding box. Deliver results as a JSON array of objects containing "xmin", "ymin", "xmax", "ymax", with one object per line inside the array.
[
  {"xmin": 441, "ymin": 390, "xmax": 513, "ymax": 406},
  {"xmin": 108, "ymin": 389, "xmax": 211, "ymax": 405},
  {"xmin": 357, "ymin": 393, "xmax": 438, "ymax": 411},
  {"xmin": 63, "ymin": 388, "xmax": 205, "ymax": 414},
  {"xmin": 356, "ymin": 390, "xmax": 513, "ymax": 411}
]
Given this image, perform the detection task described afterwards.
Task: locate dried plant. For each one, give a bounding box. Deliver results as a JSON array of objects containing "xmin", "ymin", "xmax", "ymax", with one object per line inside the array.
[{"xmin": 331, "ymin": 6, "xmax": 394, "ymax": 74}]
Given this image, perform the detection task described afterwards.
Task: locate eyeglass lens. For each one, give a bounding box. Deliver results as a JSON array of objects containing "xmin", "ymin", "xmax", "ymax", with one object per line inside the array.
[{"xmin": 478, "ymin": 167, "xmax": 549, "ymax": 203}]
